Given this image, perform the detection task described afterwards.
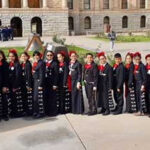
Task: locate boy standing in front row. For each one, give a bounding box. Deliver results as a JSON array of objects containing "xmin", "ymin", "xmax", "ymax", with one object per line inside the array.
[
  {"xmin": 113, "ymin": 53, "xmax": 125, "ymax": 115},
  {"xmin": 83, "ymin": 53, "xmax": 98, "ymax": 116}
]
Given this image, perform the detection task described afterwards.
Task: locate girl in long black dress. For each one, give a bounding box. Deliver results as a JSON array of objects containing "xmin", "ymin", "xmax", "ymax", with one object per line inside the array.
[
  {"xmin": 133, "ymin": 52, "xmax": 147, "ymax": 116},
  {"xmin": 20, "ymin": 52, "xmax": 33, "ymax": 116},
  {"xmin": 68, "ymin": 51, "xmax": 84, "ymax": 114},
  {"xmin": 44, "ymin": 51, "xmax": 59, "ymax": 116},
  {"xmin": 145, "ymin": 54, "xmax": 150, "ymax": 115},
  {"xmin": 0, "ymin": 50, "xmax": 9, "ymax": 121},
  {"xmin": 57, "ymin": 52, "xmax": 70, "ymax": 114},
  {"xmin": 32, "ymin": 51, "xmax": 45, "ymax": 118},
  {"xmin": 8, "ymin": 49, "xmax": 24, "ymax": 117},
  {"xmin": 125, "ymin": 53, "xmax": 136, "ymax": 113}
]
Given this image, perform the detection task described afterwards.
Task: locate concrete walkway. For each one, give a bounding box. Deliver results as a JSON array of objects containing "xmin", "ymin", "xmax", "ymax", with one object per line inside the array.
[
  {"xmin": 0, "ymin": 114, "xmax": 150, "ymax": 150},
  {"xmin": 1, "ymin": 36, "xmax": 150, "ymax": 52}
]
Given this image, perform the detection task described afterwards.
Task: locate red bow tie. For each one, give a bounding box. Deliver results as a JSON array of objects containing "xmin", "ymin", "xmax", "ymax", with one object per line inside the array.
[
  {"xmin": 59, "ymin": 62, "xmax": 64, "ymax": 67},
  {"xmin": 32, "ymin": 62, "xmax": 38, "ymax": 72},
  {"xmin": 98, "ymin": 65, "xmax": 105, "ymax": 72},
  {"xmin": 146, "ymin": 65, "xmax": 150, "ymax": 70},
  {"xmin": 0, "ymin": 61, "xmax": 2, "ymax": 66},
  {"xmin": 85, "ymin": 64, "xmax": 92, "ymax": 69},
  {"xmin": 125, "ymin": 64, "xmax": 131, "ymax": 69},
  {"xmin": 46, "ymin": 62, "xmax": 51, "ymax": 67},
  {"xmin": 9, "ymin": 62, "xmax": 14, "ymax": 67},
  {"xmin": 113, "ymin": 64, "xmax": 119, "ymax": 69},
  {"xmin": 134, "ymin": 64, "xmax": 139, "ymax": 74}
]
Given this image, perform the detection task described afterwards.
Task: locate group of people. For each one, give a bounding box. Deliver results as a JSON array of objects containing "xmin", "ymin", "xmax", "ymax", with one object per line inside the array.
[
  {"xmin": 0, "ymin": 49, "xmax": 150, "ymax": 122},
  {"xmin": 0, "ymin": 26, "xmax": 13, "ymax": 41}
]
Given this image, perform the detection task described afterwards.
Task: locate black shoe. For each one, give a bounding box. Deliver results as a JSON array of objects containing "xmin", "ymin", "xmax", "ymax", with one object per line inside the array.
[
  {"xmin": 111, "ymin": 107, "xmax": 117, "ymax": 112},
  {"xmin": 113, "ymin": 111, "xmax": 122, "ymax": 115},
  {"xmin": 3, "ymin": 116, "xmax": 9, "ymax": 121},
  {"xmin": 99, "ymin": 108, "xmax": 106, "ymax": 114},
  {"xmin": 34, "ymin": 114, "xmax": 45, "ymax": 119},
  {"xmin": 88, "ymin": 111, "xmax": 96, "ymax": 116},
  {"xmin": 103, "ymin": 110, "xmax": 110, "ymax": 116}
]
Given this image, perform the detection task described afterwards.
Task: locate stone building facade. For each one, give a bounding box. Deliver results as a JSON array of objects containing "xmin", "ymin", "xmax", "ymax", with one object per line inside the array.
[{"xmin": 0, "ymin": 0, "xmax": 150, "ymax": 37}]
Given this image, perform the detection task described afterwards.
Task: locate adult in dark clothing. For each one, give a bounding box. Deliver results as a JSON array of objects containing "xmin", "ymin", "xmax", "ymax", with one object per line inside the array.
[
  {"xmin": 20, "ymin": 52, "xmax": 33, "ymax": 116},
  {"xmin": 83, "ymin": 53, "xmax": 98, "ymax": 116},
  {"xmin": 32, "ymin": 51, "xmax": 45, "ymax": 119},
  {"xmin": 97, "ymin": 52, "xmax": 113, "ymax": 115},
  {"xmin": 57, "ymin": 52, "xmax": 70, "ymax": 114},
  {"xmin": 8, "ymin": 49, "xmax": 24, "ymax": 117},
  {"xmin": 133, "ymin": 52, "xmax": 147, "ymax": 116},
  {"xmin": 113, "ymin": 53, "xmax": 125, "ymax": 115},
  {"xmin": 145, "ymin": 54, "xmax": 150, "ymax": 115},
  {"xmin": 44, "ymin": 51, "xmax": 59, "ymax": 116},
  {"xmin": 68, "ymin": 51, "xmax": 84, "ymax": 114},
  {"xmin": 0, "ymin": 50, "xmax": 9, "ymax": 121},
  {"xmin": 125, "ymin": 53, "xmax": 137, "ymax": 113}
]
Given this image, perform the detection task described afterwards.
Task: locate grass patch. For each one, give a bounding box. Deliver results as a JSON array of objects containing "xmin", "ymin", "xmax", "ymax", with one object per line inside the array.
[{"xmin": 91, "ymin": 35, "xmax": 150, "ymax": 43}]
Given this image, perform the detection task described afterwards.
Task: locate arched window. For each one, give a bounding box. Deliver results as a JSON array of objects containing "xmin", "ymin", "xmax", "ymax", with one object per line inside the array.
[
  {"xmin": 122, "ymin": 16, "xmax": 128, "ymax": 28},
  {"xmin": 141, "ymin": 16, "xmax": 146, "ymax": 28},
  {"xmin": 104, "ymin": 16, "xmax": 110, "ymax": 25},
  {"xmin": 31, "ymin": 17, "xmax": 42, "ymax": 36},
  {"xmin": 140, "ymin": 0, "xmax": 145, "ymax": 8},
  {"xmin": 84, "ymin": 0, "xmax": 90, "ymax": 10},
  {"xmin": 11, "ymin": 17, "xmax": 22, "ymax": 37},
  {"xmin": 69, "ymin": 17, "xmax": 74, "ymax": 30},
  {"xmin": 9, "ymin": 0, "xmax": 21, "ymax": 8},
  {"xmin": 28, "ymin": 0, "xmax": 40, "ymax": 8},
  {"xmin": 103, "ymin": 0, "xmax": 109, "ymax": 9},
  {"xmin": 122, "ymin": 0, "xmax": 128, "ymax": 9},
  {"xmin": 68, "ymin": 0, "xmax": 73, "ymax": 9},
  {"xmin": 84, "ymin": 17, "xmax": 91, "ymax": 29}
]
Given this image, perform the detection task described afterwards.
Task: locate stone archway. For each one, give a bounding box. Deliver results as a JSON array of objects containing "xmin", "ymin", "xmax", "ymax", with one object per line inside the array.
[
  {"xmin": 31, "ymin": 17, "xmax": 42, "ymax": 36},
  {"xmin": 11, "ymin": 17, "xmax": 22, "ymax": 37}
]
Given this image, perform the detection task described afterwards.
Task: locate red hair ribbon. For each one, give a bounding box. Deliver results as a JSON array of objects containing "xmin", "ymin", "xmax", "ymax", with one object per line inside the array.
[
  {"xmin": 9, "ymin": 49, "xmax": 17, "ymax": 54},
  {"xmin": 97, "ymin": 52, "xmax": 105, "ymax": 57},
  {"xmin": 133, "ymin": 52, "xmax": 141, "ymax": 58},
  {"xmin": 145, "ymin": 54, "xmax": 150, "ymax": 60},
  {"xmin": 69, "ymin": 51, "xmax": 77, "ymax": 57},
  {"xmin": 126, "ymin": 52, "xmax": 134, "ymax": 59}
]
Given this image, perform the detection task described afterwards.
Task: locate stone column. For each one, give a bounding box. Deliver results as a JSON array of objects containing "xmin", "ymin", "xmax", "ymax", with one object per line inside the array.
[
  {"xmin": 23, "ymin": 0, "xmax": 28, "ymax": 8},
  {"xmin": 62, "ymin": 0, "xmax": 67, "ymax": 9},
  {"xmin": 2, "ymin": 0, "xmax": 9, "ymax": 8},
  {"xmin": 43, "ymin": 0, "xmax": 48, "ymax": 8}
]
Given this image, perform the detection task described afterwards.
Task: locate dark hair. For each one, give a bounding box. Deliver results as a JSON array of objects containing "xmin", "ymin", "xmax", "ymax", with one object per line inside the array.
[
  {"xmin": 86, "ymin": 53, "xmax": 93, "ymax": 57},
  {"xmin": 33, "ymin": 51, "xmax": 41, "ymax": 57},
  {"xmin": 21, "ymin": 52, "xmax": 30, "ymax": 59},
  {"xmin": 46, "ymin": 51, "xmax": 54, "ymax": 56},
  {"xmin": 9, "ymin": 51, "xmax": 19, "ymax": 62},
  {"xmin": 114, "ymin": 53, "xmax": 122, "ymax": 58},
  {"xmin": 0, "ymin": 50, "xmax": 6, "ymax": 61}
]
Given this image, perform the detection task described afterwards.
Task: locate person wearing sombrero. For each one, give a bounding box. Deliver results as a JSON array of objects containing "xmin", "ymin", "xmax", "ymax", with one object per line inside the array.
[
  {"xmin": 32, "ymin": 51, "xmax": 46, "ymax": 119},
  {"xmin": 68, "ymin": 51, "xmax": 84, "ymax": 114},
  {"xmin": 133, "ymin": 52, "xmax": 147, "ymax": 116},
  {"xmin": 97, "ymin": 52, "xmax": 113, "ymax": 115},
  {"xmin": 8, "ymin": 49, "xmax": 24, "ymax": 117}
]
